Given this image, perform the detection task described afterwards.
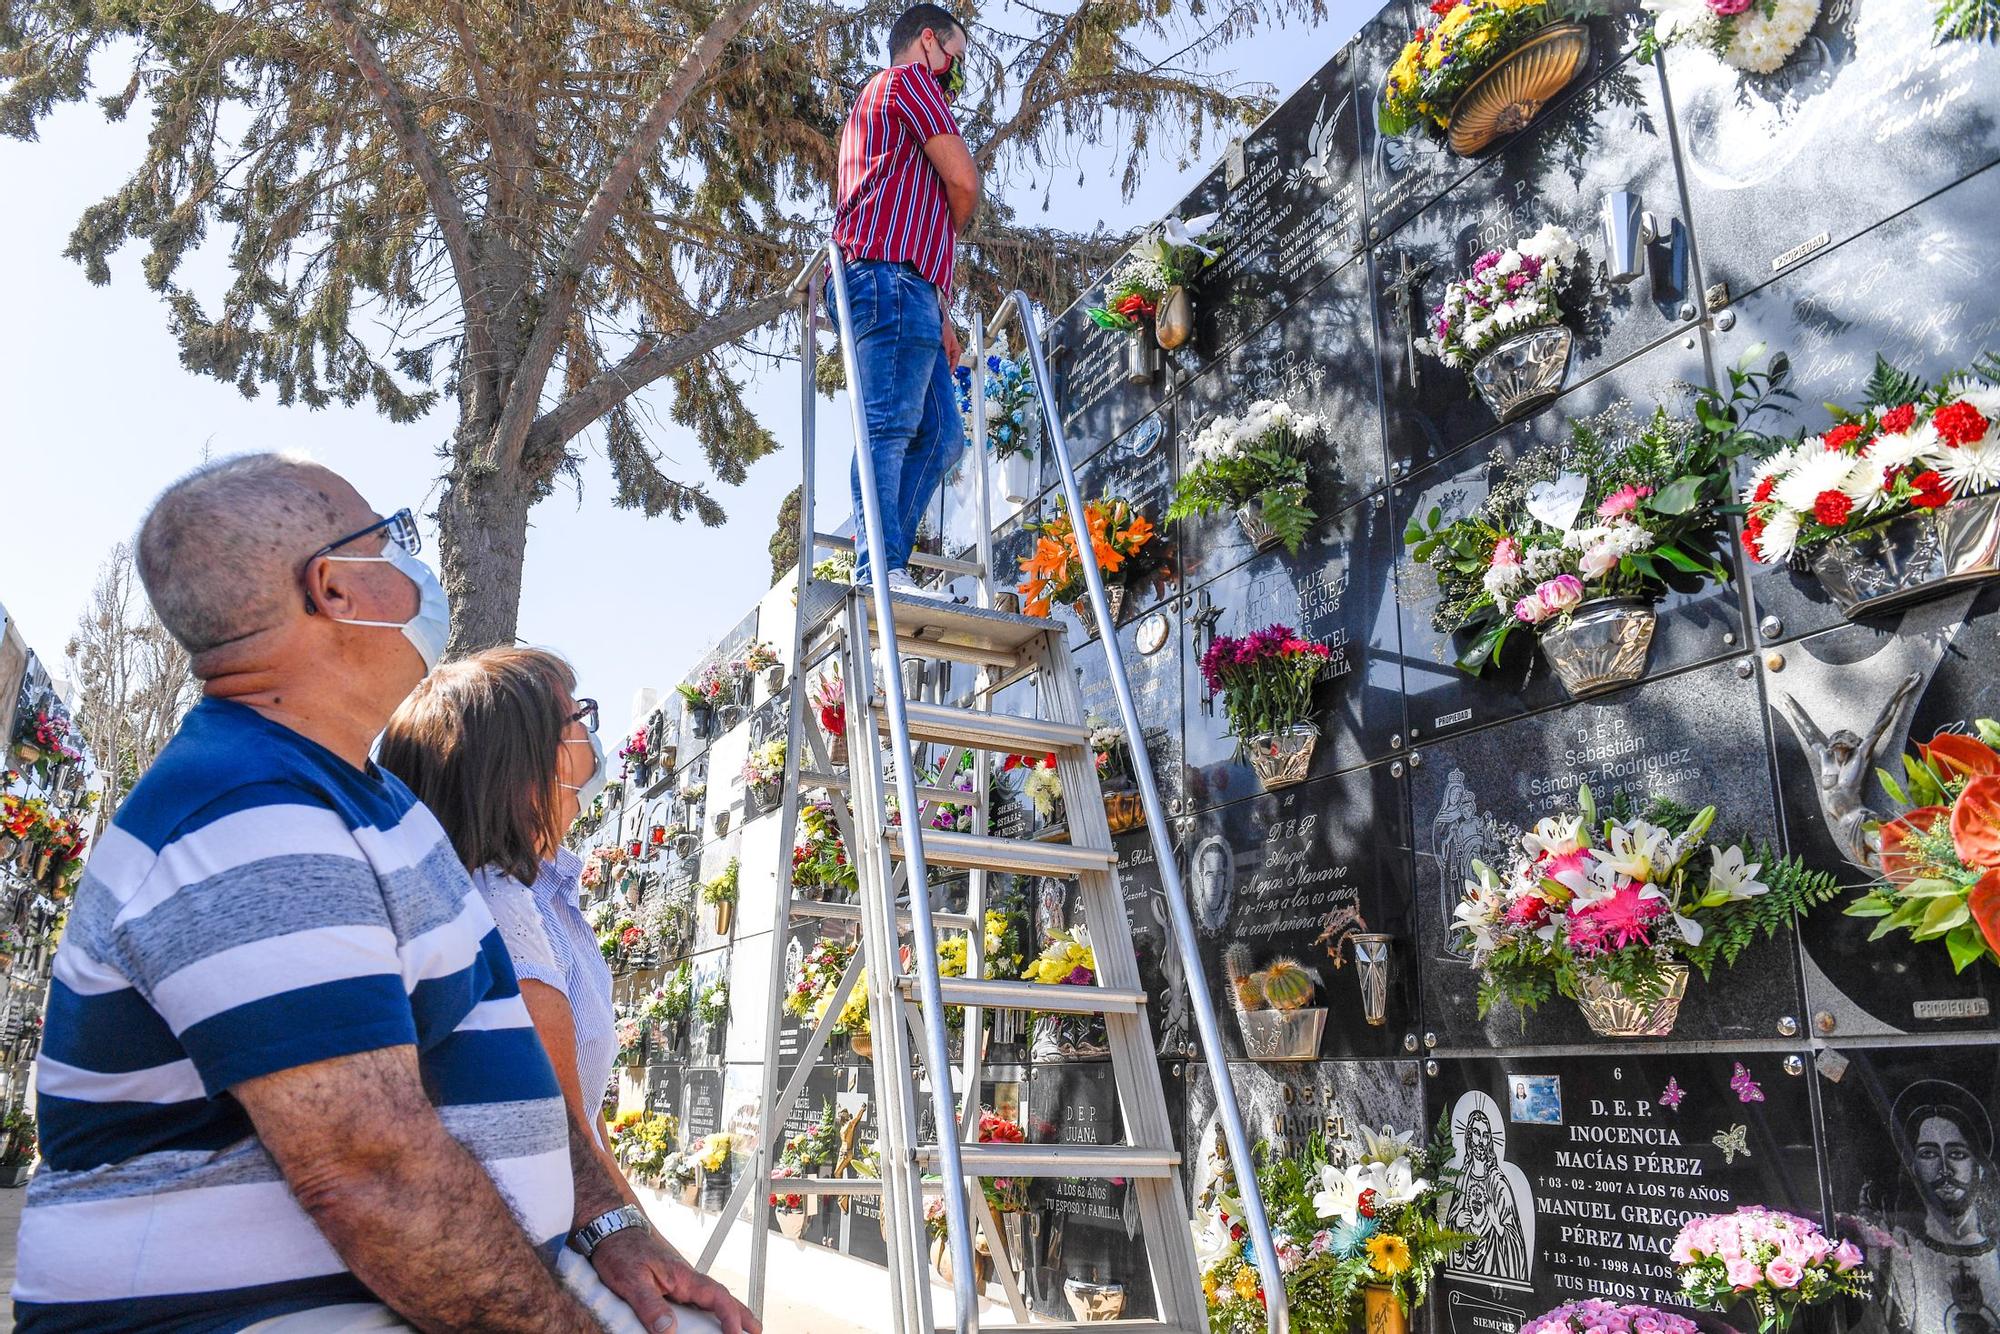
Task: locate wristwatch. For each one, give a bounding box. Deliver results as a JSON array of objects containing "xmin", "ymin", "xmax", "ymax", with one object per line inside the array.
[{"xmin": 570, "ymin": 1204, "xmax": 651, "ymax": 1258}]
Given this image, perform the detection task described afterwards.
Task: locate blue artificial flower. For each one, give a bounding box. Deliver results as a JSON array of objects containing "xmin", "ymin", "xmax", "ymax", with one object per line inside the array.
[
  {"xmin": 987, "ymin": 354, "xmax": 1002, "ymax": 374},
  {"xmin": 1327, "ymin": 1215, "xmax": 1377, "ymax": 1258}
]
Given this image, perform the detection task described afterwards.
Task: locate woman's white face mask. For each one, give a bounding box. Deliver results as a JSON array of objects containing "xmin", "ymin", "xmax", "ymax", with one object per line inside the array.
[{"xmin": 561, "ymin": 730, "xmax": 609, "ymax": 806}]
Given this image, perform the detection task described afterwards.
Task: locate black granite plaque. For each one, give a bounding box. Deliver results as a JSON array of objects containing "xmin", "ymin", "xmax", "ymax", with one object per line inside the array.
[
  {"xmin": 1182, "ymin": 489, "xmax": 1405, "ymax": 786},
  {"xmin": 644, "ymin": 1063, "xmax": 682, "ymax": 1121},
  {"xmin": 683, "ymin": 1065, "xmax": 727, "ymax": 1210},
  {"xmin": 1352, "ymin": 0, "xmax": 1481, "ymax": 241},
  {"xmin": 1047, "ymin": 290, "xmax": 1172, "ymax": 462},
  {"xmin": 1817, "ymin": 1041, "xmax": 2000, "ymax": 1334},
  {"xmin": 1670, "ymin": 0, "xmax": 2000, "ymax": 310},
  {"xmin": 1180, "ymin": 764, "xmax": 1416, "ymax": 1059},
  {"xmin": 1410, "ymin": 656, "xmax": 1795, "ymax": 1047},
  {"xmin": 1770, "ymin": 588, "xmax": 2000, "ymax": 1037},
  {"xmin": 1185, "ymin": 1058, "xmax": 1423, "ymax": 1176},
  {"xmin": 1710, "ymin": 162, "xmax": 2000, "ymax": 649},
  {"xmin": 1427, "ymin": 1052, "xmax": 1820, "ymax": 1331},
  {"xmin": 1073, "ymin": 597, "xmax": 1182, "ymax": 809},
  {"xmin": 1073, "ymin": 405, "xmax": 1180, "ymax": 629}
]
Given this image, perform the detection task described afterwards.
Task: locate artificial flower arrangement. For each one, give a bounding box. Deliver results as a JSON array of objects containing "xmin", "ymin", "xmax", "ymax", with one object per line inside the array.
[
  {"xmin": 1671, "ymin": 1206, "xmax": 1868, "ymax": 1331},
  {"xmin": 973, "ymin": 1110, "xmax": 1030, "ymax": 1217},
  {"xmin": 1740, "ymin": 355, "xmax": 2000, "ymax": 618},
  {"xmin": 698, "ymin": 1132, "xmax": 734, "ymax": 1174},
  {"xmin": 1023, "ymin": 927, "xmax": 1097, "ymax": 987},
  {"xmin": 694, "ymin": 977, "xmax": 728, "ymax": 1029},
  {"xmin": 1196, "ymin": 1123, "xmax": 1471, "ymax": 1334},
  {"xmin": 609, "ymin": 1108, "xmax": 679, "ymax": 1185},
  {"xmin": 808, "ymin": 669, "xmax": 847, "ymax": 765},
  {"xmin": 1421, "ymin": 224, "xmax": 1583, "ymax": 421},
  {"xmin": 1844, "ymin": 718, "xmax": 2000, "ymax": 972},
  {"xmin": 0, "ymin": 794, "xmax": 89, "ymax": 888},
  {"xmin": 791, "ymin": 799, "xmax": 857, "ymax": 901},
  {"xmin": 1170, "ymin": 399, "xmax": 1329, "ymax": 556},
  {"xmin": 738, "ymin": 639, "xmax": 781, "ymax": 676},
  {"xmin": 1017, "ymin": 494, "xmax": 1158, "ymax": 628},
  {"xmin": 1085, "ymin": 214, "xmax": 1221, "ymax": 350},
  {"xmin": 954, "ymin": 354, "xmax": 1040, "ymax": 461},
  {"xmin": 1406, "ymin": 354, "xmax": 1785, "ymax": 691},
  {"xmin": 613, "ymin": 1006, "xmax": 646, "ymax": 1066},
  {"xmin": 1199, "ymin": 624, "xmax": 1333, "ymax": 789},
  {"xmin": 1452, "ymin": 787, "xmax": 1842, "ymax": 1036},
  {"xmin": 1638, "ymin": 0, "xmax": 1822, "ymax": 73},
  {"xmin": 742, "ymin": 739, "xmax": 786, "ymax": 804},
  {"xmin": 618, "ymin": 727, "xmax": 649, "ymax": 776},
  {"xmin": 1378, "ymin": 0, "xmax": 1590, "ymax": 154},
  {"xmin": 1520, "ymin": 1301, "xmax": 1700, "ymax": 1334},
  {"xmin": 1003, "ymin": 752, "xmax": 1066, "ymax": 827},
  {"xmin": 13, "ymin": 709, "xmax": 83, "ymax": 784},
  {"xmin": 702, "ymin": 857, "xmax": 739, "ymax": 935},
  {"xmin": 785, "ymin": 936, "xmax": 856, "ymax": 1022}
]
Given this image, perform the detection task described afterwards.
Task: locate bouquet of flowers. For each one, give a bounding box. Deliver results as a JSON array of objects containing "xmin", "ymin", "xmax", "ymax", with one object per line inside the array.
[
  {"xmin": 1085, "ymin": 214, "xmax": 1221, "ymax": 334},
  {"xmin": 1844, "ymin": 719, "xmax": 2000, "ymax": 972},
  {"xmin": 1407, "ymin": 356, "xmax": 1785, "ymax": 675},
  {"xmin": 695, "ymin": 977, "xmax": 729, "ymax": 1027},
  {"xmin": 1200, "ymin": 624, "xmax": 1331, "ymax": 745},
  {"xmin": 1520, "ymin": 1301, "xmax": 1700, "ymax": 1334},
  {"xmin": 609, "ymin": 1109, "xmax": 679, "ymax": 1184},
  {"xmin": 702, "ymin": 857, "xmax": 739, "ymax": 907},
  {"xmin": 1379, "ymin": 0, "xmax": 1568, "ymax": 137},
  {"xmin": 1639, "ymin": 0, "xmax": 1822, "ymax": 72},
  {"xmin": 698, "ymin": 1132, "xmax": 734, "ymax": 1174},
  {"xmin": 792, "ymin": 800, "xmax": 857, "ymax": 899},
  {"xmin": 1452, "ymin": 787, "xmax": 1841, "ymax": 1025},
  {"xmin": 613, "ymin": 1009, "xmax": 645, "ymax": 1066},
  {"xmin": 1740, "ymin": 355, "xmax": 2000, "ymax": 567},
  {"xmin": 693, "ymin": 660, "xmax": 739, "ymax": 706},
  {"xmin": 954, "ymin": 354, "xmax": 1039, "ymax": 460},
  {"xmin": 786, "ymin": 936, "xmax": 856, "ymax": 1021},
  {"xmin": 808, "ymin": 669, "xmax": 845, "ymax": 747},
  {"xmin": 618, "ymin": 728, "xmax": 648, "ymax": 773},
  {"xmin": 1023, "ymin": 928, "xmax": 1096, "ymax": 986},
  {"xmin": 738, "ymin": 640, "xmax": 780, "ymax": 675},
  {"xmin": 1198, "ymin": 1123, "xmax": 1471, "ymax": 1334},
  {"xmin": 1169, "ymin": 399, "xmax": 1328, "ymax": 555},
  {"xmin": 1421, "ymin": 225, "xmax": 1579, "ymax": 372},
  {"xmin": 1017, "ymin": 495, "xmax": 1157, "ymax": 618},
  {"xmin": 1001, "ymin": 751, "xmax": 1065, "ymax": 823},
  {"xmin": 1672, "ymin": 1206, "xmax": 1868, "ymax": 1330},
  {"xmin": 975, "ymin": 1110, "xmax": 1029, "ymax": 1214},
  {"xmin": 742, "ymin": 739, "xmax": 785, "ymax": 797}
]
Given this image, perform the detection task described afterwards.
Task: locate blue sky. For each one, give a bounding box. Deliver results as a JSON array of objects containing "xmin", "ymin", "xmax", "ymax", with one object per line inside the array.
[{"xmin": 0, "ymin": 6, "xmax": 1365, "ymax": 738}]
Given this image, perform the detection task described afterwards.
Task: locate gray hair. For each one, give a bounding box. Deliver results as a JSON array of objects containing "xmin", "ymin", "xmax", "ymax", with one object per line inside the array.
[{"xmin": 136, "ymin": 452, "xmax": 345, "ymax": 654}]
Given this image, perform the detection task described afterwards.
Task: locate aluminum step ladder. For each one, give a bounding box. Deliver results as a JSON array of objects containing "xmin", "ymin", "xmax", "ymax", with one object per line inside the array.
[{"xmin": 699, "ymin": 243, "xmax": 1289, "ymax": 1334}]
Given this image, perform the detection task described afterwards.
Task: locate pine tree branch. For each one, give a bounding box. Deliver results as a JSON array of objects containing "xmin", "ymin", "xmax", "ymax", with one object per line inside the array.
[
  {"xmin": 523, "ymin": 289, "xmax": 793, "ymax": 467},
  {"xmin": 321, "ymin": 0, "xmax": 495, "ymax": 372},
  {"xmin": 490, "ymin": 0, "xmax": 770, "ymax": 476}
]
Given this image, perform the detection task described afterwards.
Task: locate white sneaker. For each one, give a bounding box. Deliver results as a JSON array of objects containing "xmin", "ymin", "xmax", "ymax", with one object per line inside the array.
[{"xmin": 885, "ymin": 568, "xmax": 951, "ymax": 600}]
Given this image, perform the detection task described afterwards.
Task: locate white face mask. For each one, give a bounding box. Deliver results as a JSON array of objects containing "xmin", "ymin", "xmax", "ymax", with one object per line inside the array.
[
  {"xmin": 324, "ymin": 541, "xmax": 453, "ymax": 675},
  {"xmin": 561, "ymin": 730, "xmax": 609, "ymax": 806}
]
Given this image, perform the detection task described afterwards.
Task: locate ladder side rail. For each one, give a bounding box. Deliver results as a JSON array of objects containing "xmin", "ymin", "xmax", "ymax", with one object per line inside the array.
[
  {"xmin": 844, "ymin": 597, "xmax": 936, "ymax": 1334},
  {"xmin": 991, "ymin": 291, "xmax": 1292, "ymax": 1334},
  {"xmin": 739, "ymin": 284, "xmax": 834, "ymax": 1307},
  {"xmin": 824, "ymin": 251, "xmax": 982, "ymax": 1334}
]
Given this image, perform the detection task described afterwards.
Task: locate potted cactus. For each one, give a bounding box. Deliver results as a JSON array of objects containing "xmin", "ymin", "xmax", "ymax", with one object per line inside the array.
[{"xmin": 1225, "ymin": 946, "xmax": 1326, "ymax": 1061}]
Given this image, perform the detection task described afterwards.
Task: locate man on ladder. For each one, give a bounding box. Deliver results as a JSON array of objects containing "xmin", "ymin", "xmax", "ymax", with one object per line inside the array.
[{"xmin": 831, "ymin": 3, "xmax": 981, "ymax": 596}]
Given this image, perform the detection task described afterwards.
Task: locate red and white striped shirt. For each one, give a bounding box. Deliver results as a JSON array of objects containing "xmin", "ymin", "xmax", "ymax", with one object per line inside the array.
[{"xmin": 833, "ymin": 62, "xmax": 962, "ymax": 294}]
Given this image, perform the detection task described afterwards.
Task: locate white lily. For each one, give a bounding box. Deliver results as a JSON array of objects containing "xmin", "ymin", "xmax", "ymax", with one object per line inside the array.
[
  {"xmin": 1599, "ymin": 818, "xmax": 1673, "ymax": 884},
  {"xmin": 1357, "ymin": 1156, "xmax": 1428, "ymax": 1209},
  {"xmin": 1192, "ymin": 1214, "xmax": 1236, "ymax": 1270},
  {"xmin": 1356, "ymin": 1124, "xmax": 1416, "ymax": 1167},
  {"xmin": 1312, "ymin": 1163, "xmax": 1366, "ymax": 1222},
  {"xmin": 1700, "ymin": 844, "xmax": 1770, "ymax": 907}
]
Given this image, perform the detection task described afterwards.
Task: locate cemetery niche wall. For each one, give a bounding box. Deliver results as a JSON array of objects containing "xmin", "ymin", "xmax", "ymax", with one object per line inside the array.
[{"xmin": 568, "ymin": 0, "xmax": 2000, "ymax": 1326}]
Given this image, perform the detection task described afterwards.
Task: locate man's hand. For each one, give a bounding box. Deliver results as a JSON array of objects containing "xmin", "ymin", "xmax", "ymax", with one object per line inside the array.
[
  {"xmin": 590, "ymin": 1228, "xmax": 762, "ymax": 1334},
  {"xmin": 942, "ymin": 321, "xmax": 962, "ymax": 368}
]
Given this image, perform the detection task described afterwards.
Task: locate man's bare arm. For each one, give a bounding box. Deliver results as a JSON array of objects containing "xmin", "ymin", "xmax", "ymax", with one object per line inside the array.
[
  {"xmin": 236, "ymin": 1045, "xmax": 598, "ymax": 1334},
  {"xmin": 922, "ymin": 132, "xmax": 979, "ymax": 229}
]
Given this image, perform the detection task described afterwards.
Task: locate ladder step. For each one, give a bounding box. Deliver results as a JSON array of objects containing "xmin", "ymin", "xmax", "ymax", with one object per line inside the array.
[
  {"xmin": 801, "ymin": 770, "xmax": 983, "ymax": 808},
  {"xmin": 899, "ymin": 975, "xmax": 1147, "ymax": 1015},
  {"xmin": 885, "ymin": 827, "xmax": 1115, "ymax": 877},
  {"xmin": 863, "ymin": 589, "xmax": 1053, "ymax": 655},
  {"xmin": 789, "ymin": 899, "xmax": 977, "ymax": 930},
  {"xmin": 811, "ymin": 529, "xmax": 986, "ymax": 579},
  {"xmin": 913, "ymin": 1143, "xmax": 1180, "ymax": 1178},
  {"xmin": 767, "ymin": 1175, "xmax": 883, "ymax": 1196},
  {"xmin": 885, "ymin": 700, "xmax": 1089, "ymax": 754}
]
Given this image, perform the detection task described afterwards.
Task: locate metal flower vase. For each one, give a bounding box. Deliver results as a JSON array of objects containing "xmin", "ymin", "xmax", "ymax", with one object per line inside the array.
[
  {"xmin": 711, "ymin": 900, "xmax": 734, "ymax": 936},
  {"xmin": 1154, "ymin": 286, "xmax": 1193, "ymax": 351},
  {"xmin": 1350, "ymin": 933, "xmax": 1394, "ymax": 1027},
  {"xmin": 1575, "ymin": 964, "xmax": 1690, "ymax": 1038},
  {"xmin": 1073, "ymin": 584, "xmax": 1128, "ymax": 641},
  {"xmin": 1446, "ymin": 22, "xmax": 1591, "ymax": 155},
  {"xmin": 1237, "ymin": 1007, "xmax": 1327, "ymax": 1061},
  {"xmin": 1245, "ymin": 722, "xmax": 1318, "ymax": 789},
  {"xmin": 1102, "ymin": 789, "xmax": 1146, "ymax": 834},
  {"xmin": 1234, "ymin": 499, "xmax": 1286, "ymax": 553},
  {"xmin": 1536, "ymin": 596, "xmax": 1657, "ymax": 697},
  {"xmin": 1471, "ymin": 325, "xmax": 1573, "ymax": 422},
  {"xmin": 1811, "ymin": 491, "xmax": 2000, "ymax": 618}
]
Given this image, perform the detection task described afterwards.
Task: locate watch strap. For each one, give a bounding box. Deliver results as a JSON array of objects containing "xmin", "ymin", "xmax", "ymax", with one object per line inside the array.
[{"xmin": 571, "ymin": 1204, "xmax": 650, "ymax": 1258}]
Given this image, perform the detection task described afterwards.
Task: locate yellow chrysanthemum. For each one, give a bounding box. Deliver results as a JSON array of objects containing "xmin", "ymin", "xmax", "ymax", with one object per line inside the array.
[
  {"xmin": 1203, "ymin": 1274, "xmax": 1220, "ymax": 1305},
  {"xmin": 1440, "ymin": 5, "xmax": 1476, "ymax": 34},
  {"xmin": 1366, "ymin": 1232, "xmax": 1413, "ymax": 1276},
  {"xmin": 1423, "ymin": 42, "xmax": 1449, "ymax": 68},
  {"xmin": 1232, "ymin": 1266, "xmax": 1260, "ymax": 1300}
]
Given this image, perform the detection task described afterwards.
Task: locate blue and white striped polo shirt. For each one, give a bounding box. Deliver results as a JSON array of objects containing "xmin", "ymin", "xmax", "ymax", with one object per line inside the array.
[{"xmin": 12, "ymin": 698, "xmax": 574, "ymax": 1332}]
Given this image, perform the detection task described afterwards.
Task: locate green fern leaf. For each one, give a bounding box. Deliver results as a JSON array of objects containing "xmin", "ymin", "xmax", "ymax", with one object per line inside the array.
[
  {"xmin": 1936, "ymin": 0, "xmax": 2000, "ymax": 41},
  {"xmin": 1863, "ymin": 354, "xmax": 1930, "ymax": 409}
]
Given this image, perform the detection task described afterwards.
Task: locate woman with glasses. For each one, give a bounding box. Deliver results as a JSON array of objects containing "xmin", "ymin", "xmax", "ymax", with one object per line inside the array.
[{"xmin": 377, "ymin": 649, "xmax": 636, "ymax": 1199}]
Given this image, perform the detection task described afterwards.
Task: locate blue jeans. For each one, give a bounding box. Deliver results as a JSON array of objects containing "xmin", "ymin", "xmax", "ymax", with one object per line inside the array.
[{"xmin": 828, "ymin": 259, "xmax": 964, "ymax": 580}]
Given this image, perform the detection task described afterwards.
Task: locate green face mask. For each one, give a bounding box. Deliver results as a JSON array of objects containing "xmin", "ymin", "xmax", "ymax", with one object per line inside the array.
[{"xmin": 933, "ymin": 42, "xmax": 965, "ymax": 99}]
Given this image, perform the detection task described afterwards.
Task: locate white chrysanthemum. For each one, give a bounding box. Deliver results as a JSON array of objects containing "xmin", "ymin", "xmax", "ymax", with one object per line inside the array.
[
  {"xmin": 1773, "ymin": 448, "xmax": 1861, "ymax": 514},
  {"xmin": 1644, "ymin": 0, "xmax": 1714, "ymax": 42},
  {"xmin": 1937, "ymin": 440, "xmax": 2000, "ymax": 494},
  {"xmin": 1745, "ymin": 442, "xmax": 1810, "ymax": 500},
  {"xmin": 1839, "ymin": 455, "xmax": 1892, "ymax": 505},
  {"xmin": 1518, "ymin": 224, "xmax": 1580, "ymax": 271},
  {"xmin": 1758, "ymin": 508, "xmax": 1803, "ymax": 563},
  {"xmin": 1866, "ymin": 422, "xmax": 1938, "ymax": 472},
  {"xmin": 1482, "ymin": 562, "xmax": 1526, "ymax": 600}
]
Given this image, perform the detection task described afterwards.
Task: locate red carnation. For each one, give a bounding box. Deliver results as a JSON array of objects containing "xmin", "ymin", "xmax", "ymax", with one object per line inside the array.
[
  {"xmin": 1113, "ymin": 292, "xmax": 1156, "ymax": 319},
  {"xmin": 1911, "ymin": 469, "xmax": 1954, "ymax": 510},
  {"xmin": 1822, "ymin": 421, "xmax": 1865, "ymax": 452},
  {"xmin": 1876, "ymin": 403, "xmax": 1917, "ymax": 435},
  {"xmin": 1414, "ymin": 25, "xmax": 1429, "ymax": 40},
  {"xmin": 1813, "ymin": 490, "xmax": 1853, "ymax": 527},
  {"xmin": 1934, "ymin": 400, "xmax": 1991, "ymax": 448},
  {"xmin": 1358, "ymin": 1187, "xmax": 1379, "ymax": 1219},
  {"xmin": 1430, "ymin": 0, "xmax": 1458, "ymax": 12},
  {"xmin": 1752, "ymin": 476, "xmax": 1776, "ymax": 504}
]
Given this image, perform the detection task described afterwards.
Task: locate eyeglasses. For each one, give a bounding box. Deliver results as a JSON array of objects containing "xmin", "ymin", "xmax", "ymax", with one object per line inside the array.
[
  {"xmin": 309, "ymin": 507, "xmax": 421, "ymax": 564},
  {"xmin": 568, "ymin": 698, "xmax": 600, "ymax": 734}
]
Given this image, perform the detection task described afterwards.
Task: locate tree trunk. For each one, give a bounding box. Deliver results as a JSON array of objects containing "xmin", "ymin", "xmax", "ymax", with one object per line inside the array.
[{"xmin": 437, "ymin": 408, "xmax": 535, "ymax": 657}]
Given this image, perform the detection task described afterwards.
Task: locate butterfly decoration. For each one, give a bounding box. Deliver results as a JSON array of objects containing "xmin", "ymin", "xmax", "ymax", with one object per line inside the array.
[
  {"xmin": 1731, "ymin": 1062, "xmax": 1766, "ymax": 1104},
  {"xmin": 1659, "ymin": 1077, "xmax": 1685, "ymax": 1110},
  {"xmin": 1713, "ymin": 1123, "xmax": 1751, "ymax": 1165}
]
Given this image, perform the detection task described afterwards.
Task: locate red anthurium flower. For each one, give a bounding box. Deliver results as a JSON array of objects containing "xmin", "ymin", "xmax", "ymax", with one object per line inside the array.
[
  {"xmin": 1951, "ymin": 776, "xmax": 2000, "ymax": 870},
  {"xmin": 1969, "ymin": 868, "xmax": 2000, "ymax": 959},
  {"xmin": 1879, "ymin": 806, "xmax": 1950, "ymax": 885},
  {"xmin": 1921, "ymin": 731, "xmax": 2000, "ymax": 780}
]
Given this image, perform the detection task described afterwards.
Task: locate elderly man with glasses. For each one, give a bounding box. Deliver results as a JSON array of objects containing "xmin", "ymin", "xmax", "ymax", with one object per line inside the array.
[{"xmin": 12, "ymin": 453, "xmax": 755, "ymax": 1334}]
